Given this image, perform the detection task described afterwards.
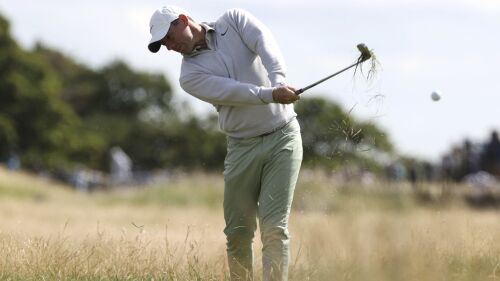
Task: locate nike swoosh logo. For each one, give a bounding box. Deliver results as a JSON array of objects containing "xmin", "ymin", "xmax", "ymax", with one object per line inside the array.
[{"xmin": 221, "ymin": 27, "xmax": 229, "ymax": 36}]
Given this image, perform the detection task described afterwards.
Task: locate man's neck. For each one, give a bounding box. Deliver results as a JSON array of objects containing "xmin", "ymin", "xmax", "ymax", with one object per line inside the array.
[{"xmin": 193, "ymin": 23, "xmax": 208, "ymax": 50}]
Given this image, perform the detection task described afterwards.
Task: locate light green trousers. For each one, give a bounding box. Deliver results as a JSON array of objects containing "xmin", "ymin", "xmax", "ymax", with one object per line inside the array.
[{"xmin": 223, "ymin": 118, "xmax": 303, "ymax": 281}]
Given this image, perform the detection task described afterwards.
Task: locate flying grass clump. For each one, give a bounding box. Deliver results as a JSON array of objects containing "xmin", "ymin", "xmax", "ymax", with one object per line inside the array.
[
  {"xmin": 357, "ymin": 43, "xmax": 372, "ymax": 62},
  {"xmin": 354, "ymin": 43, "xmax": 381, "ymax": 82},
  {"xmin": 295, "ymin": 43, "xmax": 381, "ymax": 95}
]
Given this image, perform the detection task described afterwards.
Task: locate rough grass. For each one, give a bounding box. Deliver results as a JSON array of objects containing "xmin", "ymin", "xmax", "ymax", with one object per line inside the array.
[{"xmin": 1, "ymin": 167, "xmax": 500, "ymax": 281}]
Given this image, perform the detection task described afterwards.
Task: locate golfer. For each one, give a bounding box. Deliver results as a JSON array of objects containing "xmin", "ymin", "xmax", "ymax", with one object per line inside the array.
[{"xmin": 148, "ymin": 6, "xmax": 302, "ymax": 281}]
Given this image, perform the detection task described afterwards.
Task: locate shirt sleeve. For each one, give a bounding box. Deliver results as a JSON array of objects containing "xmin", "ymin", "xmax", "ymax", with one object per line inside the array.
[
  {"xmin": 180, "ymin": 64, "xmax": 275, "ymax": 106},
  {"xmin": 225, "ymin": 9, "xmax": 287, "ymax": 87}
]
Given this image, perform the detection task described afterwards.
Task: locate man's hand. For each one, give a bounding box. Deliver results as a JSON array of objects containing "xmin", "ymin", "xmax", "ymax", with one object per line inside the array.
[{"xmin": 272, "ymin": 86, "xmax": 300, "ymax": 104}]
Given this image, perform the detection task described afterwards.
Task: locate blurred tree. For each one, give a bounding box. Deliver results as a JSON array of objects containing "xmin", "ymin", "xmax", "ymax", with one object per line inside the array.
[
  {"xmin": 0, "ymin": 14, "xmax": 104, "ymax": 169},
  {"xmin": 120, "ymin": 114, "xmax": 226, "ymax": 170},
  {"xmin": 33, "ymin": 44, "xmax": 103, "ymax": 116},
  {"xmin": 0, "ymin": 114, "xmax": 17, "ymax": 156},
  {"xmin": 295, "ymin": 97, "xmax": 393, "ymax": 170},
  {"xmin": 34, "ymin": 42, "xmax": 225, "ymax": 171},
  {"xmin": 98, "ymin": 60, "xmax": 173, "ymax": 115},
  {"xmin": 34, "ymin": 46, "xmax": 174, "ymax": 118}
]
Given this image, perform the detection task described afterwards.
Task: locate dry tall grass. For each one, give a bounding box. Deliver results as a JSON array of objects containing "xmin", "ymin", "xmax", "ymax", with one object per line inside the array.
[{"xmin": 1, "ymin": 167, "xmax": 499, "ymax": 281}]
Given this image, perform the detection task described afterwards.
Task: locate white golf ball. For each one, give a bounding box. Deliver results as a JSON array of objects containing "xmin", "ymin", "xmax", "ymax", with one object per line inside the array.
[{"xmin": 431, "ymin": 91, "xmax": 441, "ymax": 101}]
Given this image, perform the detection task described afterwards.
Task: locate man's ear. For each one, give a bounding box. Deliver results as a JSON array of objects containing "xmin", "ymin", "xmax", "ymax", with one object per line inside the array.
[{"xmin": 178, "ymin": 14, "xmax": 189, "ymax": 25}]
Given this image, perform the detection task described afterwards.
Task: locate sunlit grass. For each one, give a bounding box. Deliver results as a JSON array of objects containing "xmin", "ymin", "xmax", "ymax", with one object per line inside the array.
[
  {"xmin": 97, "ymin": 171, "xmax": 224, "ymax": 208},
  {"xmin": 1, "ymin": 166, "xmax": 500, "ymax": 281}
]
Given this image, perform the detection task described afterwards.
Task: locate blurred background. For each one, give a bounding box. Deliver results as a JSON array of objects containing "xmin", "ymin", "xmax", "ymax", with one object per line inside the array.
[{"xmin": 0, "ymin": 0, "xmax": 499, "ymax": 189}]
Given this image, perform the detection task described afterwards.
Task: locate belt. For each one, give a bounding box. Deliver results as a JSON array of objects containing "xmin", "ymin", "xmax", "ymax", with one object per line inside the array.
[{"xmin": 258, "ymin": 118, "xmax": 294, "ymax": 137}]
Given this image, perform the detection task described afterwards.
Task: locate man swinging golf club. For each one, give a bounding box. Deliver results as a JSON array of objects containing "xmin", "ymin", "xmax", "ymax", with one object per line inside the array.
[{"xmin": 147, "ymin": 5, "xmax": 302, "ymax": 281}]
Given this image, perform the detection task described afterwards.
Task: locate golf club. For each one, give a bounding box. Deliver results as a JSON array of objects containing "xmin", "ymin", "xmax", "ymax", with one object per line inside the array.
[{"xmin": 295, "ymin": 43, "xmax": 372, "ymax": 95}]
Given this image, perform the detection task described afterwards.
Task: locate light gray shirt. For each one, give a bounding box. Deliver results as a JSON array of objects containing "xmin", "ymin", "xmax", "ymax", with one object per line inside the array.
[{"xmin": 180, "ymin": 8, "xmax": 297, "ymax": 138}]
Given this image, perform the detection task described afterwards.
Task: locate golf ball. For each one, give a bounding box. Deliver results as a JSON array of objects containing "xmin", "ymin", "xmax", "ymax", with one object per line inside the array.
[{"xmin": 431, "ymin": 91, "xmax": 441, "ymax": 101}]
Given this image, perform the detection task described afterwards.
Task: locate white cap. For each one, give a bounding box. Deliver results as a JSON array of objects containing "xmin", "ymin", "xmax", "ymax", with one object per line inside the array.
[{"xmin": 148, "ymin": 5, "xmax": 187, "ymax": 53}]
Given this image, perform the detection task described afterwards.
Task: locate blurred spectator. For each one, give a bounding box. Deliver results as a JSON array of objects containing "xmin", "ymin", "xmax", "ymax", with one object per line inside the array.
[
  {"xmin": 441, "ymin": 154, "xmax": 453, "ymax": 181},
  {"xmin": 461, "ymin": 139, "xmax": 481, "ymax": 178},
  {"xmin": 422, "ymin": 161, "xmax": 434, "ymax": 181},
  {"xmin": 110, "ymin": 146, "xmax": 132, "ymax": 185},
  {"xmin": 480, "ymin": 130, "xmax": 500, "ymax": 176},
  {"xmin": 69, "ymin": 166, "xmax": 90, "ymax": 192},
  {"xmin": 442, "ymin": 142, "xmax": 483, "ymax": 182},
  {"xmin": 408, "ymin": 163, "xmax": 418, "ymax": 188},
  {"xmin": 69, "ymin": 167, "xmax": 107, "ymax": 192},
  {"xmin": 6, "ymin": 151, "xmax": 20, "ymax": 171},
  {"xmin": 444, "ymin": 146, "xmax": 464, "ymax": 181},
  {"xmin": 385, "ymin": 161, "xmax": 407, "ymax": 182}
]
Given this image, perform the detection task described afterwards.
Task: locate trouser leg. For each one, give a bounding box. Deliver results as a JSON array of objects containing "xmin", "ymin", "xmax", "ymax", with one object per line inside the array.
[
  {"xmin": 259, "ymin": 120, "xmax": 303, "ymax": 281},
  {"xmin": 223, "ymin": 119, "xmax": 303, "ymax": 281},
  {"xmin": 224, "ymin": 137, "xmax": 261, "ymax": 281}
]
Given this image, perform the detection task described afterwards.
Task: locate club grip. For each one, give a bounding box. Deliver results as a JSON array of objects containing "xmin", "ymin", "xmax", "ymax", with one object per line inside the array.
[{"xmin": 295, "ymin": 89, "xmax": 304, "ymax": 95}]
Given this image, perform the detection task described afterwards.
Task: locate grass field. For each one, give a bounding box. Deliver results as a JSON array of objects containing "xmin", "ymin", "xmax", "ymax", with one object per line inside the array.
[{"xmin": 1, "ymin": 166, "xmax": 500, "ymax": 281}]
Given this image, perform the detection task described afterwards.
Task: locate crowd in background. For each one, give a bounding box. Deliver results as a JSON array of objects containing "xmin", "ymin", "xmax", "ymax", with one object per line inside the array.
[
  {"xmin": 384, "ymin": 130, "xmax": 500, "ymax": 184},
  {"xmin": 440, "ymin": 130, "xmax": 500, "ymax": 181},
  {"xmin": 4, "ymin": 130, "xmax": 500, "ymax": 188}
]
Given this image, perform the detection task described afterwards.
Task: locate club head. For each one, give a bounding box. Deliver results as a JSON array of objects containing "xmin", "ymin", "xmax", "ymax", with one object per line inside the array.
[{"xmin": 357, "ymin": 43, "xmax": 372, "ymax": 62}]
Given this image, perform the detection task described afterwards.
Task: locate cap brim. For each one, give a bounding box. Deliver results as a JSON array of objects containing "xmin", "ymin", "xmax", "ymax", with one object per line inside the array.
[
  {"xmin": 148, "ymin": 41, "xmax": 162, "ymax": 53},
  {"xmin": 148, "ymin": 26, "xmax": 168, "ymax": 53}
]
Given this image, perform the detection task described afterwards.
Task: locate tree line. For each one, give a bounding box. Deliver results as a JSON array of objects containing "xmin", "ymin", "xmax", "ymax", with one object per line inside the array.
[{"xmin": 0, "ymin": 13, "xmax": 394, "ymax": 174}]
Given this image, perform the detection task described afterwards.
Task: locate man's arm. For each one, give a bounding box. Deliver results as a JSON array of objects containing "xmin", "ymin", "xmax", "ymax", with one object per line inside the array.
[
  {"xmin": 181, "ymin": 69, "xmax": 299, "ymax": 106},
  {"xmin": 180, "ymin": 69, "xmax": 275, "ymax": 106},
  {"xmin": 225, "ymin": 9, "xmax": 287, "ymax": 87}
]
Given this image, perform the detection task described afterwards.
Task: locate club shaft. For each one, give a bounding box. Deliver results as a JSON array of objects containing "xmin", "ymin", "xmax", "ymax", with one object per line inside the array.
[{"xmin": 295, "ymin": 60, "xmax": 362, "ymax": 95}]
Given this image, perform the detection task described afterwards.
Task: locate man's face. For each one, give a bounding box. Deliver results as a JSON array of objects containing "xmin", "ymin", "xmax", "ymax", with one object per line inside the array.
[{"xmin": 160, "ymin": 16, "xmax": 194, "ymax": 54}]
